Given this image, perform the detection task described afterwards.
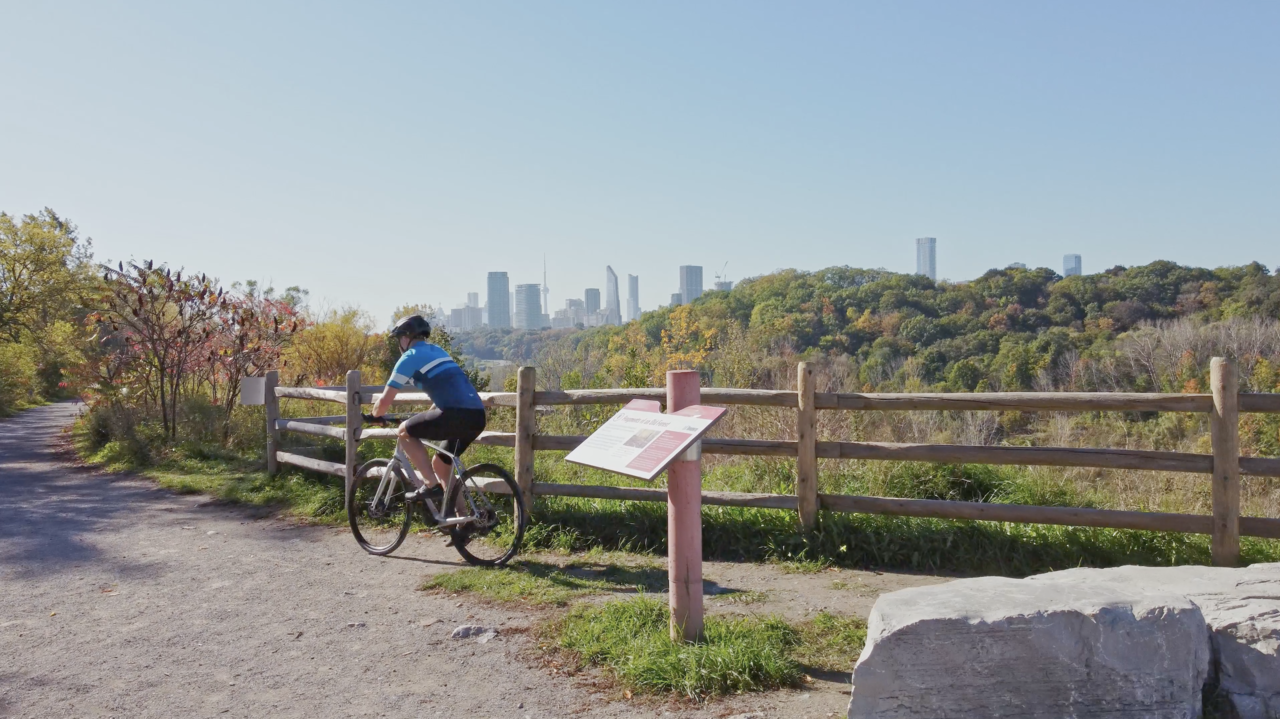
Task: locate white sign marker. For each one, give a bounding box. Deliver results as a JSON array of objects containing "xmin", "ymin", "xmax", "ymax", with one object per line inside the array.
[{"xmin": 564, "ymin": 399, "xmax": 726, "ymax": 481}]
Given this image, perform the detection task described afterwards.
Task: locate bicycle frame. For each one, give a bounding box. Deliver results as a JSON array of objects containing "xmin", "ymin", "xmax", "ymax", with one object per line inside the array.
[{"xmin": 364, "ymin": 437, "xmax": 479, "ymax": 528}]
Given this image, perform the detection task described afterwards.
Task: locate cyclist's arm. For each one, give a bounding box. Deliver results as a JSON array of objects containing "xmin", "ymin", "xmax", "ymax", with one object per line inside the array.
[
  {"xmin": 371, "ymin": 387, "xmax": 398, "ymax": 417},
  {"xmin": 373, "ymin": 354, "xmax": 420, "ymax": 417}
]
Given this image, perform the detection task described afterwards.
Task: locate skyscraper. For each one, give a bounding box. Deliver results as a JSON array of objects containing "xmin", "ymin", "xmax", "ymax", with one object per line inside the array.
[
  {"xmin": 584, "ymin": 288, "xmax": 600, "ymax": 315},
  {"xmin": 605, "ymin": 266, "xmax": 621, "ymax": 325},
  {"xmin": 678, "ymin": 265, "xmax": 703, "ymax": 305},
  {"xmin": 916, "ymin": 238, "xmax": 937, "ymax": 281},
  {"xmin": 448, "ymin": 306, "xmax": 482, "ymax": 332},
  {"xmin": 513, "ymin": 284, "xmax": 542, "ymax": 330},
  {"xmin": 1064, "ymin": 254, "xmax": 1082, "ymax": 277},
  {"xmin": 486, "ymin": 272, "xmax": 511, "ymax": 328},
  {"xmin": 626, "ymin": 274, "xmax": 640, "ymax": 322},
  {"xmin": 714, "ymin": 280, "xmax": 733, "ymax": 292},
  {"xmin": 466, "ymin": 292, "xmax": 479, "ymax": 308},
  {"xmin": 670, "ymin": 292, "xmax": 682, "ymax": 306}
]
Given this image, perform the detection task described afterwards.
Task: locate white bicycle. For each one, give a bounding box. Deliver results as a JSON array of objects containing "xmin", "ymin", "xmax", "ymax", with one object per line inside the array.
[{"xmin": 346, "ymin": 414, "xmax": 527, "ymax": 566}]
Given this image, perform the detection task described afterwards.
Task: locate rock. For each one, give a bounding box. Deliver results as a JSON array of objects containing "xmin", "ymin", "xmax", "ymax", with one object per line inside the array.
[
  {"xmin": 848, "ymin": 577, "xmax": 1210, "ymax": 718},
  {"xmin": 450, "ymin": 624, "xmax": 497, "ymax": 643},
  {"xmin": 346, "ymin": 621, "xmax": 366, "ymax": 629},
  {"xmin": 1031, "ymin": 563, "xmax": 1280, "ymax": 718}
]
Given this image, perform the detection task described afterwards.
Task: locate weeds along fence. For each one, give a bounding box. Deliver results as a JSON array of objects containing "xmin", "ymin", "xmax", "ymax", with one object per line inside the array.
[{"xmin": 262, "ymin": 357, "xmax": 1280, "ymax": 566}]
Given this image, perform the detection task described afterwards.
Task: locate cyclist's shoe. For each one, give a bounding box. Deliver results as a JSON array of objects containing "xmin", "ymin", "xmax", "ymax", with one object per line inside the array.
[{"xmin": 405, "ymin": 484, "xmax": 444, "ymax": 503}]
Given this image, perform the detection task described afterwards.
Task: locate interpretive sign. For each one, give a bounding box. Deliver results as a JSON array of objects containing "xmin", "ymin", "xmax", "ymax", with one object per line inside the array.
[{"xmin": 565, "ymin": 399, "xmax": 726, "ymax": 481}]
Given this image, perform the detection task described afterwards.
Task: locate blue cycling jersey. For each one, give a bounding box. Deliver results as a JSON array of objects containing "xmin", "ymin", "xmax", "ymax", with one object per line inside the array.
[{"xmin": 386, "ymin": 341, "xmax": 484, "ymax": 410}]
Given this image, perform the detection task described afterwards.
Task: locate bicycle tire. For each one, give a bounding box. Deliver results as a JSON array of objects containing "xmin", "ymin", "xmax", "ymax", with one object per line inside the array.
[
  {"xmin": 444, "ymin": 463, "xmax": 527, "ymax": 567},
  {"xmin": 347, "ymin": 458, "xmax": 411, "ymax": 556}
]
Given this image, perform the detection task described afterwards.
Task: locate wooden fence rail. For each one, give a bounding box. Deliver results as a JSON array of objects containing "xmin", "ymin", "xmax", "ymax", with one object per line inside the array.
[{"xmin": 262, "ymin": 358, "xmax": 1280, "ymax": 566}]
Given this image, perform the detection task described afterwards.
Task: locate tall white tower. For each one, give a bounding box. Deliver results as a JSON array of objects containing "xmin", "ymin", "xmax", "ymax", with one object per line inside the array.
[{"xmin": 541, "ymin": 255, "xmax": 550, "ymax": 317}]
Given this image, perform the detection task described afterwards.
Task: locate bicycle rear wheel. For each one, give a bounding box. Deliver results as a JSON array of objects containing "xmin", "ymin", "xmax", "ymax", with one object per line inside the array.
[
  {"xmin": 347, "ymin": 458, "xmax": 411, "ymax": 555},
  {"xmin": 445, "ymin": 463, "xmax": 526, "ymax": 567}
]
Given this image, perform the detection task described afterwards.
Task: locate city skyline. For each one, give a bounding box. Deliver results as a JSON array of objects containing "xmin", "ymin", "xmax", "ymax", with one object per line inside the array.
[{"xmin": 448, "ymin": 248, "xmax": 1123, "ymax": 332}]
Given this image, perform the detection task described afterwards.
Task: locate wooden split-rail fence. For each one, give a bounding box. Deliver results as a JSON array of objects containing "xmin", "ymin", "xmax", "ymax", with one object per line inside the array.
[{"xmin": 263, "ymin": 358, "xmax": 1280, "ymax": 566}]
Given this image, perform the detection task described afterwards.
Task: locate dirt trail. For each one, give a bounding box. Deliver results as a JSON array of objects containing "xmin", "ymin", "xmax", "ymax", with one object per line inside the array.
[{"xmin": 0, "ymin": 403, "xmax": 947, "ymax": 718}]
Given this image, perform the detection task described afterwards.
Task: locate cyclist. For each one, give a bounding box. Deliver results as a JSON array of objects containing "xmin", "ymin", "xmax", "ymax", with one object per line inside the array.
[{"xmin": 369, "ymin": 315, "xmax": 486, "ymax": 504}]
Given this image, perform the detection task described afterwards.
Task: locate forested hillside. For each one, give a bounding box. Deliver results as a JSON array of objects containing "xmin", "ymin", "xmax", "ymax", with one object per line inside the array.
[{"xmin": 459, "ymin": 261, "xmax": 1280, "ymax": 395}]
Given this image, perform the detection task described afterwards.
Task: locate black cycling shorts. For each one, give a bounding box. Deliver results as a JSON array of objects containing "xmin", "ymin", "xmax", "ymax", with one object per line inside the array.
[{"xmin": 402, "ymin": 407, "xmax": 486, "ymax": 464}]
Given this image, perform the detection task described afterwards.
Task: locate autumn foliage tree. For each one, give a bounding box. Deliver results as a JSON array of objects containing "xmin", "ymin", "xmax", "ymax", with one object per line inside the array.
[
  {"xmin": 86, "ymin": 261, "xmax": 302, "ymax": 441},
  {"xmin": 91, "ymin": 261, "xmax": 223, "ymax": 438},
  {"xmin": 203, "ymin": 285, "xmax": 304, "ymax": 439}
]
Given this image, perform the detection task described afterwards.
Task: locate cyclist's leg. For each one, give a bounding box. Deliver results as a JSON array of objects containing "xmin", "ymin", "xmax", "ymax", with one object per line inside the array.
[
  {"xmin": 398, "ymin": 409, "xmax": 445, "ymax": 489},
  {"xmin": 402, "ymin": 407, "xmax": 484, "ymax": 489},
  {"xmin": 394, "ymin": 433, "xmax": 433, "ymax": 489},
  {"xmin": 436, "ymin": 412, "xmax": 487, "ymax": 515}
]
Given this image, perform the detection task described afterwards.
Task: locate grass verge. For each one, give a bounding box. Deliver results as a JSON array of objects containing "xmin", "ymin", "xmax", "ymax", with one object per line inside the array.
[
  {"xmin": 74, "ymin": 425, "xmax": 347, "ymax": 522},
  {"xmin": 548, "ymin": 596, "xmax": 867, "ymax": 699},
  {"xmin": 422, "ymin": 559, "xmax": 665, "ymax": 606}
]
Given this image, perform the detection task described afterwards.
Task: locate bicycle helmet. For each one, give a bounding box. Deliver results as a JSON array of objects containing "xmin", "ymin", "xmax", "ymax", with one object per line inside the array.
[{"xmin": 391, "ymin": 314, "xmax": 431, "ymax": 341}]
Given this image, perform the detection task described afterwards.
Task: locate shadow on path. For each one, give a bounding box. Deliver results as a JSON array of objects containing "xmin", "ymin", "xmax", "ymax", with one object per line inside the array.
[{"xmin": 0, "ymin": 402, "xmax": 330, "ymax": 581}]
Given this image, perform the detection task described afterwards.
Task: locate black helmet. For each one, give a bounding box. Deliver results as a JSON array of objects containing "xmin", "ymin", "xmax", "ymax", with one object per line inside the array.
[{"xmin": 391, "ymin": 314, "xmax": 431, "ymax": 340}]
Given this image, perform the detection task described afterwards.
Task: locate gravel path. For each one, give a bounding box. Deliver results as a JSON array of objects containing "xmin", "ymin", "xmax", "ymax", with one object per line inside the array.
[{"xmin": 0, "ymin": 402, "xmax": 943, "ymax": 718}]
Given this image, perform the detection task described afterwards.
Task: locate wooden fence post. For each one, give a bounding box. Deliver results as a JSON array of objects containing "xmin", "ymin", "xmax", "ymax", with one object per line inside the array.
[
  {"xmin": 796, "ymin": 362, "xmax": 819, "ymax": 530},
  {"xmin": 345, "ymin": 370, "xmax": 362, "ymax": 491},
  {"xmin": 264, "ymin": 370, "xmax": 280, "ymax": 476},
  {"xmin": 1210, "ymin": 357, "xmax": 1241, "ymax": 566},
  {"xmin": 514, "ymin": 366, "xmax": 537, "ymax": 510},
  {"xmin": 667, "ymin": 369, "xmax": 704, "ymax": 642}
]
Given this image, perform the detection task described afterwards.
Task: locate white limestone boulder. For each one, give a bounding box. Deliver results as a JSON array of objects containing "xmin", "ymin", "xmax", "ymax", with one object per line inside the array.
[
  {"xmin": 1031, "ymin": 563, "xmax": 1280, "ymax": 718},
  {"xmin": 848, "ymin": 577, "xmax": 1211, "ymax": 718}
]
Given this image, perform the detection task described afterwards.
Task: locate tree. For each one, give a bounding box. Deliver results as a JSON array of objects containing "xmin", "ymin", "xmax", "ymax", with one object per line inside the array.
[
  {"xmin": 0, "ymin": 209, "xmax": 93, "ymax": 343},
  {"xmin": 92, "ymin": 261, "xmax": 222, "ymax": 438},
  {"xmin": 284, "ymin": 306, "xmax": 382, "ymax": 385},
  {"xmin": 205, "ymin": 286, "xmax": 305, "ymax": 439},
  {"xmin": 0, "ymin": 209, "xmax": 95, "ymax": 402}
]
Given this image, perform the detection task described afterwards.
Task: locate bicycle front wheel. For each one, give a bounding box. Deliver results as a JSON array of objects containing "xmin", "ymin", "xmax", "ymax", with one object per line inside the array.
[
  {"xmin": 347, "ymin": 458, "xmax": 411, "ymax": 555},
  {"xmin": 445, "ymin": 463, "xmax": 527, "ymax": 567}
]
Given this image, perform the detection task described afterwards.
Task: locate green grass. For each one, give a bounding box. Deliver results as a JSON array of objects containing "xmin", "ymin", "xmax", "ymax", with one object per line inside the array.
[
  {"xmin": 423, "ymin": 560, "xmax": 665, "ymax": 606},
  {"xmin": 551, "ymin": 596, "xmax": 803, "ymax": 699},
  {"xmin": 776, "ymin": 557, "xmax": 832, "ymax": 574},
  {"xmin": 550, "ymin": 597, "xmax": 869, "ymax": 699},
  {"xmin": 76, "ymin": 425, "xmax": 347, "ymax": 522},
  {"xmin": 791, "ymin": 612, "xmax": 868, "ymax": 673}
]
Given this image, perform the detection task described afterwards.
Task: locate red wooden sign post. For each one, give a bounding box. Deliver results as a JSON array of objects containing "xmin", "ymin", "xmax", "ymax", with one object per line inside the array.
[{"xmin": 666, "ymin": 370, "xmax": 703, "ymax": 641}]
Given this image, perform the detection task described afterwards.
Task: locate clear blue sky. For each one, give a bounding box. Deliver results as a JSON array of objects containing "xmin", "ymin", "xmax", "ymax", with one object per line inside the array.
[{"xmin": 2, "ymin": 2, "xmax": 1276, "ymax": 324}]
